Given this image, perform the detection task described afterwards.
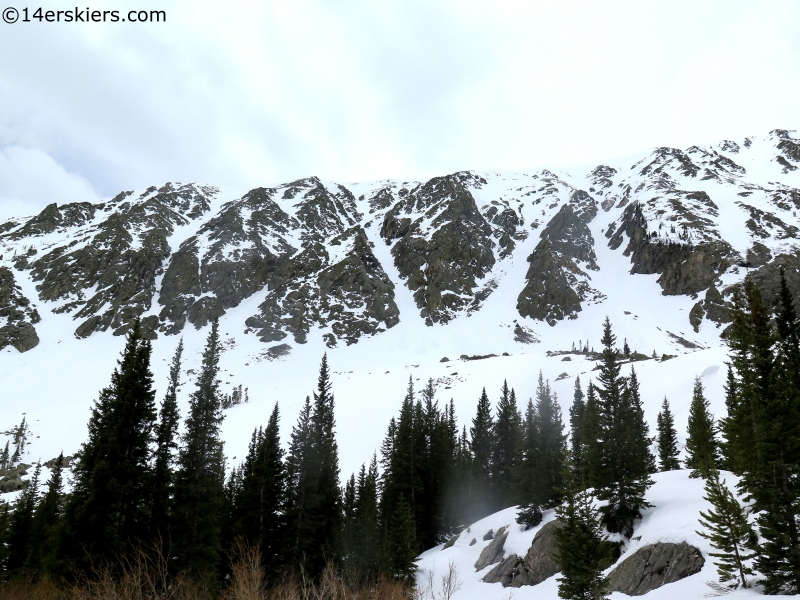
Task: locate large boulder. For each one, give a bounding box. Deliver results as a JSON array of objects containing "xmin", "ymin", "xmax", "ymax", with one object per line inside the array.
[
  {"xmin": 474, "ymin": 526, "xmax": 508, "ymax": 571},
  {"xmin": 483, "ymin": 520, "xmax": 563, "ymax": 587},
  {"xmin": 607, "ymin": 542, "xmax": 705, "ymax": 596}
]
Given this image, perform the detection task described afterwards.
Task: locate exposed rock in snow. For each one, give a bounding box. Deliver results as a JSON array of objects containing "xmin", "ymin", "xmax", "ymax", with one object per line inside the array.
[{"xmin": 606, "ymin": 542, "xmax": 705, "ymax": 596}]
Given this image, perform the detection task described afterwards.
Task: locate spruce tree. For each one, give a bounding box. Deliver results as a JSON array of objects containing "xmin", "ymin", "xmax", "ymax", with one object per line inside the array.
[
  {"xmin": 685, "ymin": 377, "xmax": 719, "ymax": 477},
  {"xmin": 27, "ymin": 454, "xmax": 65, "ymax": 576},
  {"xmin": 569, "ymin": 376, "xmax": 586, "ymax": 482},
  {"xmin": 581, "ymin": 382, "xmax": 603, "ymax": 491},
  {"xmin": 171, "ymin": 320, "xmax": 226, "ymax": 583},
  {"xmin": 150, "ymin": 338, "xmax": 183, "ymax": 541},
  {"xmin": 656, "ymin": 397, "xmax": 680, "ymax": 471},
  {"xmin": 594, "ymin": 319, "xmax": 653, "ymax": 537},
  {"xmin": 493, "ymin": 380, "xmax": 520, "ymax": 509},
  {"xmin": 5, "ymin": 462, "xmax": 40, "ymax": 574},
  {"xmin": 723, "ymin": 276, "xmax": 800, "ymax": 593},
  {"xmin": 286, "ymin": 354, "xmax": 341, "ymax": 579},
  {"xmin": 470, "ymin": 387, "xmax": 495, "ymax": 517},
  {"xmin": 554, "ymin": 487, "xmax": 610, "ymax": 600},
  {"xmin": 755, "ymin": 270, "xmax": 800, "ymax": 594},
  {"xmin": 233, "ymin": 403, "xmax": 286, "ymax": 581},
  {"xmin": 535, "ymin": 372, "xmax": 566, "ymax": 508},
  {"xmin": 64, "ymin": 318, "xmax": 157, "ymax": 567},
  {"xmin": 697, "ymin": 469, "xmax": 756, "ymax": 590},
  {"xmin": 515, "ymin": 397, "xmax": 542, "ymax": 529},
  {"xmin": 384, "ymin": 494, "xmax": 417, "ymax": 584},
  {"xmin": 285, "ymin": 396, "xmax": 313, "ymax": 570}
]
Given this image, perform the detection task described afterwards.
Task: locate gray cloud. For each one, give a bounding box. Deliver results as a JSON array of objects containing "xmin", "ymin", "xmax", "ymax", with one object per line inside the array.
[{"xmin": 1, "ymin": 0, "xmax": 798, "ymax": 219}]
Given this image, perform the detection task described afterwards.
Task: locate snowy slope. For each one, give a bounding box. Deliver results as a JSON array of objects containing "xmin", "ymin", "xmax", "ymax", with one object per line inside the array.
[{"xmin": 417, "ymin": 470, "xmax": 796, "ymax": 600}]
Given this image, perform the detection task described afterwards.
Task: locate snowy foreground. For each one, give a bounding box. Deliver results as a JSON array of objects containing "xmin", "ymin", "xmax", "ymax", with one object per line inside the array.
[{"xmin": 416, "ymin": 470, "xmax": 793, "ymax": 600}]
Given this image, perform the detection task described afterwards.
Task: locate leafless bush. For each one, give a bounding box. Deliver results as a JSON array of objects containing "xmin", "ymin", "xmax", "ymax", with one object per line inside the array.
[{"xmin": 415, "ymin": 560, "xmax": 461, "ymax": 600}]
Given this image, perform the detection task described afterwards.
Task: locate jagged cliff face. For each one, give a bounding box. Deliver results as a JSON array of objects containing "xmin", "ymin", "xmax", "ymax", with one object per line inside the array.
[{"xmin": 1, "ymin": 129, "xmax": 799, "ymax": 353}]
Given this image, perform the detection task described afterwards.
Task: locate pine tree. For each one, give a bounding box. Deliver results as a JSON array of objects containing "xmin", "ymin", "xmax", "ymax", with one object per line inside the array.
[
  {"xmin": 554, "ymin": 487, "xmax": 610, "ymax": 600},
  {"xmin": 27, "ymin": 454, "xmax": 66, "ymax": 576},
  {"xmin": 569, "ymin": 377, "xmax": 586, "ymax": 482},
  {"xmin": 384, "ymin": 494, "xmax": 417, "ymax": 584},
  {"xmin": 470, "ymin": 387, "xmax": 495, "ymax": 517},
  {"xmin": 5, "ymin": 462, "xmax": 40, "ymax": 574},
  {"xmin": 493, "ymin": 380, "xmax": 520, "ymax": 509},
  {"xmin": 535, "ymin": 372, "xmax": 566, "ymax": 508},
  {"xmin": 696, "ymin": 469, "xmax": 756, "ymax": 590},
  {"xmin": 172, "ymin": 319, "xmax": 226, "ymax": 583},
  {"xmin": 594, "ymin": 319, "xmax": 653, "ymax": 537},
  {"xmin": 285, "ymin": 396, "xmax": 313, "ymax": 571},
  {"xmin": 582, "ymin": 382, "xmax": 603, "ymax": 491},
  {"xmin": 685, "ymin": 377, "xmax": 719, "ymax": 477},
  {"xmin": 721, "ymin": 276, "xmax": 800, "ymax": 593},
  {"xmin": 232, "ymin": 403, "xmax": 286, "ymax": 581},
  {"xmin": 150, "ymin": 338, "xmax": 183, "ymax": 541},
  {"xmin": 286, "ymin": 354, "xmax": 341, "ymax": 579},
  {"xmin": 514, "ymin": 395, "xmax": 542, "ymax": 529},
  {"xmin": 754, "ymin": 270, "xmax": 800, "ymax": 594},
  {"xmin": 64, "ymin": 318, "xmax": 157, "ymax": 567},
  {"xmin": 0, "ymin": 441, "xmax": 9, "ymax": 470},
  {"xmin": 656, "ymin": 397, "xmax": 680, "ymax": 471}
]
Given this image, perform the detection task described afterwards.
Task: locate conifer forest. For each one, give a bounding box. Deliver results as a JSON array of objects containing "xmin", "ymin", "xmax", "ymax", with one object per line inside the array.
[{"xmin": 0, "ymin": 270, "xmax": 798, "ymax": 599}]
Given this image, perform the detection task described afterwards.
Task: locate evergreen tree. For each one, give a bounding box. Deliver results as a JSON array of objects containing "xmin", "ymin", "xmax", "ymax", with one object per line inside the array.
[
  {"xmin": 343, "ymin": 456, "xmax": 381, "ymax": 582},
  {"xmin": 27, "ymin": 454, "xmax": 65, "ymax": 576},
  {"xmin": 64, "ymin": 318, "xmax": 157, "ymax": 567},
  {"xmin": 723, "ymin": 276, "xmax": 800, "ymax": 593},
  {"xmin": 172, "ymin": 320, "xmax": 226, "ymax": 583},
  {"xmin": 569, "ymin": 377, "xmax": 586, "ymax": 482},
  {"xmin": 0, "ymin": 441, "xmax": 9, "ymax": 470},
  {"xmin": 232, "ymin": 403, "xmax": 286, "ymax": 581},
  {"xmin": 285, "ymin": 396, "xmax": 313, "ymax": 570},
  {"xmin": 515, "ymin": 397, "xmax": 542, "ymax": 529},
  {"xmin": 150, "ymin": 338, "xmax": 183, "ymax": 541},
  {"xmin": 286, "ymin": 354, "xmax": 341, "ymax": 579},
  {"xmin": 470, "ymin": 387, "xmax": 495, "ymax": 517},
  {"xmin": 581, "ymin": 382, "xmax": 603, "ymax": 491},
  {"xmin": 384, "ymin": 494, "xmax": 417, "ymax": 584},
  {"xmin": 594, "ymin": 319, "xmax": 653, "ymax": 537},
  {"xmin": 697, "ymin": 469, "xmax": 756, "ymax": 590},
  {"xmin": 554, "ymin": 487, "xmax": 610, "ymax": 600},
  {"xmin": 493, "ymin": 380, "xmax": 520, "ymax": 509},
  {"xmin": 5, "ymin": 462, "xmax": 40, "ymax": 574},
  {"xmin": 656, "ymin": 397, "xmax": 680, "ymax": 471},
  {"xmin": 535, "ymin": 372, "xmax": 566, "ymax": 508},
  {"xmin": 685, "ymin": 377, "xmax": 719, "ymax": 477}
]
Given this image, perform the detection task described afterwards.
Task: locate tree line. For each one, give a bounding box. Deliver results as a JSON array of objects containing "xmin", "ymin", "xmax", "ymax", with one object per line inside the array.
[{"xmin": 0, "ymin": 270, "xmax": 797, "ymax": 598}]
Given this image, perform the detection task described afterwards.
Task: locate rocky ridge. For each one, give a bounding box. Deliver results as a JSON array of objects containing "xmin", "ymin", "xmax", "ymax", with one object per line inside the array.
[{"xmin": 1, "ymin": 130, "xmax": 799, "ymax": 353}]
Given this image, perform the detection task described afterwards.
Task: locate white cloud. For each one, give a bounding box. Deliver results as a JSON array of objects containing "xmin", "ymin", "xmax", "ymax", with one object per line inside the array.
[
  {"xmin": 0, "ymin": 0, "xmax": 798, "ymax": 207},
  {"xmin": 0, "ymin": 146, "xmax": 103, "ymax": 221}
]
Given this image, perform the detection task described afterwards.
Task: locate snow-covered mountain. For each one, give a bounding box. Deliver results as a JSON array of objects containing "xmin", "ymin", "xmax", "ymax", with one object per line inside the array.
[{"xmin": 1, "ymin": 128, "xmax": 799, "ymax": 506}]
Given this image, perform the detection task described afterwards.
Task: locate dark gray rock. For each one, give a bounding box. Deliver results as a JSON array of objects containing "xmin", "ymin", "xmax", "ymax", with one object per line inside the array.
[
  {"xmin": 608, "ymin": 202, "xmax": 737, "ymax": 296},
  {"xmin": 517, "ymin": 190, "xmax": 602, "ymax": 325},
  {"xmin": 482, "ymin": 520, "xmax": 563, "ymax": 587},
  {"xmin": 20, "ymin": 182, "xmax": 217, "ymax": 339},
  {"xmin": 380, "ymin": 172, "xmax": 498, "ymax": 325},
  {"xmin": 475, "ymin": 526, "xmax": 507, "ymax": 571},
  {"xmin": 0, "ymin": 267, "xmax": 40, "ymax": 352},
  {"xmin": 607, "ymin": 542, "xmax": 705, "ymax": 596}
]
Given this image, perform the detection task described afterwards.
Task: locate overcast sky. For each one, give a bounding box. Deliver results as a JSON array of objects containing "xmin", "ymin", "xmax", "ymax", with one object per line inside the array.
[{"xmin": 1, "ymin": 0, "xmax": 799, "ymax": 219}]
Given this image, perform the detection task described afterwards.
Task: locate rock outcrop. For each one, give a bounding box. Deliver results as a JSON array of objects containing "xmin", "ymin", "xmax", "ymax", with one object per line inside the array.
[
  {"xmin": 517, "ymin": 190, "xmax": 603, "ymax": 325},
  {"xmin": 606, "ymin": 542, "xmax": 705, "ymax": 596},
  {"xmin": 380, "ymin": 173, "xmax": 499, "ymax": 325},
  {"xmin": 475, "ymin": 526, "xmax": 508, "ymax": 571},
  {"xmin": 483, "ymin": 520, "xmax": 563, "ymax": 587},
  {"xmin": 0, "ymin": 267, "xmax": 40, "ymax": 352}
]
